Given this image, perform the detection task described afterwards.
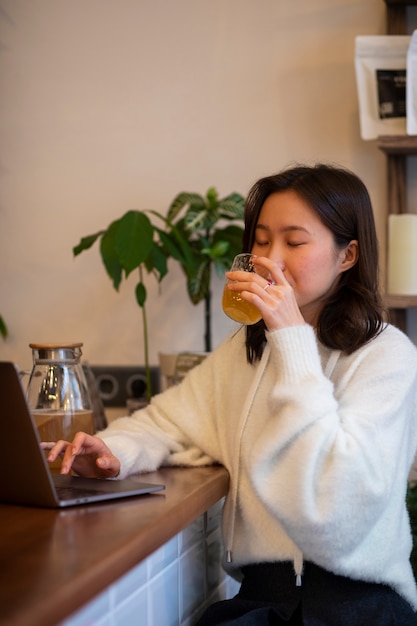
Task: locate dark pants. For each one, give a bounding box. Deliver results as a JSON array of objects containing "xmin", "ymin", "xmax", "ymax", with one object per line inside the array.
[{"xmin": 195, "ymin": 562, "xmax": 417, "ymax": 625}]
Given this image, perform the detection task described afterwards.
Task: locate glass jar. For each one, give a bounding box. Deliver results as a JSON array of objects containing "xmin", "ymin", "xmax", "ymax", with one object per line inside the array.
[{"xmin": 26, "ymin": 342, "xmax": 95, "ymax": 469}]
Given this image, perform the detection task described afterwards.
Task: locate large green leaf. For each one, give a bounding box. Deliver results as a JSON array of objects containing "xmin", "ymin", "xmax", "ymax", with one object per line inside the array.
[
  {"xmin": 73, "ymin": 231, "xmax": 104, "ymax": 256},
  {"xmin": 169, "ymin": 189, "xmax": 244, "ymax": 237},
  {"xmin": 100, "ymin": 221, "xmax": 123, "ymax": 290},
  {"xmin": 186, "ymin": 259, "xmax": 211, "ymax": 304},
  {"xmin": 114, "ymin": 211, "xmax": 154, "ymax": 276},
  {"xmin": 212, "ymin": 224, "xmax": 244, "ymax": 275},
  {"xmin": 155, "ymin": 227, "xmax": 184, "ymax": 262},
  {"xmin": 202, "ymin": 239, "xmax": 230, "ymax": 260},
  {"xmin": 184, "ymin": 205, "xmax": 219, "ymax": 233},
  {"xmin": 218, "ymin": 192, "xmax": 245, "ymax": 220},
  {"xmin": 144, "ymin": 242, "xmax": 168, "ymax": 281},
  {"xmin": 135, "ymin": 281, "xmax": 147, "ymax": 307},
  {"xmin": 213, "ymin": 223, "xmax": 243, "ymax": 249},
  {"xmin": 151, "ymin": 212, "xmax": 201, "ymax": 272},
  {"xmin": 167, "ymin": 192, "xmax": 206, "ymax": 222}
]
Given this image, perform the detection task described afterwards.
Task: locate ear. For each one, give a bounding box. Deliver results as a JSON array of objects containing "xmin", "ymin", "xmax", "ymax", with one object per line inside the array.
[{"xmin": 339, "ymin": 240, "xmax": 358, "ymax": 273}]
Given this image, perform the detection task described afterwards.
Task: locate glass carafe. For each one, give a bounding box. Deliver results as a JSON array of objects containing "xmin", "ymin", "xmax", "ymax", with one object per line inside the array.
[{"xmin": 26, "ymin": 343, "xmax": 95, "ymax": 470}]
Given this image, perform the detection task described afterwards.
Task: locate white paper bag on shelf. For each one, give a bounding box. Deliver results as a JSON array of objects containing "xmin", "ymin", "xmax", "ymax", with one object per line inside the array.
[
  {"xmin": 355, "ymin": 35, "xmax": 410, "ymax": 140},
  {"xmin": 388, "ymin": 214, "xmax": 417, "ymax": 296},
  {"xmin": 407, "ymin": 30, "xmax": 417, "ymax": 135}
]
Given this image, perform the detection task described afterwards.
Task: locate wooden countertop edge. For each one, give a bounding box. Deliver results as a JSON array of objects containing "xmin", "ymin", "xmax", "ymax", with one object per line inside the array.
[{"xmin": 16, "ymin": 466, "xmax": 229, "ymax": 626}]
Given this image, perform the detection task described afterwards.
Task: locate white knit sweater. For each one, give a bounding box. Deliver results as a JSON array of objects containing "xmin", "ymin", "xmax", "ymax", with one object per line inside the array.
[{"xmin": 98, "ymin": 323, "xmax": 417, "ymax": 608}]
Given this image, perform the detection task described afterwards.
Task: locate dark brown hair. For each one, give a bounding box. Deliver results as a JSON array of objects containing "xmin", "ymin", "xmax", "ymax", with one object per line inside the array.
[{"xmin": 243, "ymin": 164, "xmax": 385, "ymax": 363}]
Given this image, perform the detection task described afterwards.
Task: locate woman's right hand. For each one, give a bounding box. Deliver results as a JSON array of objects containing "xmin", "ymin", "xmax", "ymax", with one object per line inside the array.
[{"xmin": 42, "ymin": 432, "xmax": 121, "ymax": 478}]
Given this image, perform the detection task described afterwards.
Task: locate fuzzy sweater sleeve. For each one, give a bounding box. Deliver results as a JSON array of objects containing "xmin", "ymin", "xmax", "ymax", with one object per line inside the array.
[
  {"xmin": 96, "ymin": 394, "xmax": 217, "ymax": 480},
  {"xmin": 95, "ymin": 334, "xmax": 244, "ymax": 479},
  {"xmin": 248, "ymin": 324, "xmax": 417, "ymax": 569}
]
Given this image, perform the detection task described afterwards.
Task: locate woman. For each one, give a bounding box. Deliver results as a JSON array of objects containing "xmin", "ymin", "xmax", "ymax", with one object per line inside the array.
[{"xmin": 47, "ymin": 164, "xmax": 417, "ymax": 624}]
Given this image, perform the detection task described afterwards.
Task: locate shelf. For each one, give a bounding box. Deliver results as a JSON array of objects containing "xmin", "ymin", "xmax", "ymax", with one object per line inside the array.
[
  {"xmin": 381, "ymin": 0, "xmax": 417, "ymax": 332},
  {"xmin": 377, "ymin": 135, "xmax": 417, "ymax": 155},
  {"xmin": 384, "ymin": 294, "xmax": 417, "ymax": 308},
  {"xmin": 384, "ymin": 0, "xmax": 411, "ymax": 34},
  {"xmin": 384, "ymin": 0, "xmax": 417, "ymax": 5}
]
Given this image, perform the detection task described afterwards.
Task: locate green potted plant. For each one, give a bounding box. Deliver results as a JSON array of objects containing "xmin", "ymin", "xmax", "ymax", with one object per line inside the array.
[
  {"xmin": 154, "ymin": 187, "xmax": 245, "ymax": 351},
  {"xmin": 72, "ymin": 187, "xmax": 245, "ymax": 400},
  {"xmin": 73, "ymin": 210, "xmax": 169, "ymax": 401}
]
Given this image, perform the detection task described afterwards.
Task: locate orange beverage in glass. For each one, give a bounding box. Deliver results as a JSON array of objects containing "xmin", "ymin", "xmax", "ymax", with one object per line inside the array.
[
  {"xmin": 222, "ymin": 286, "xmax": 262, "ymax": 324},
  {"xmin": 222, "ymin": 253, "xmax": 266, "ymax": 325}
]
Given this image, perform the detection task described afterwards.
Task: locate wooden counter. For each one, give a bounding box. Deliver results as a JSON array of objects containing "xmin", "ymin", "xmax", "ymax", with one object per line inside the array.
[{"xmin": 0, "ymin": 465, "xmax": 229, "ymax": 626}]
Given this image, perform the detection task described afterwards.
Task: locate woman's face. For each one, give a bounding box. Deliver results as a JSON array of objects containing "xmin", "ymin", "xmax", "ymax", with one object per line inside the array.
[{"xmin": 251, "ymin": 189, "xmax": 357, "ymax": 325}]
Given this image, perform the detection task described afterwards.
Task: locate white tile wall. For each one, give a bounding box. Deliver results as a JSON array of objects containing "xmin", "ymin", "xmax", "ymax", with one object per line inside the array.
[{"xmin": 61, "ymin": 499, "xmax": 240, "ymax": 626}]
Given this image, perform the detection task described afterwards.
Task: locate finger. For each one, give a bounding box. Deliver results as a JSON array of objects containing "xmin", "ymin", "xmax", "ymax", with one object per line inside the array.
[
  {"xmin": 226, "ymin": 270, "xmax": 267, "ymax": 291},
  {"xmin": 40, "ymin": 441, "xmax": 56, "ymax": 451},
  {"xmin": 59, "ymin": 433, "xmax": 93, "ymax": 473},
  {"xmin": 60, "ymin": 444, "xmax": 78, "ymax": 474},
  {"xmin": 71, "ymin": 431, "xmax": 98, "ymax": 453},
  {"xmin": 96, "ymin": 455, "xmax": 121, "ymax": 478},
  {"xmin": 46, "ymin": 439, "xmax": 71, "ymax": 462},
  {"xmin": 252, "ymin": 257, "xmax": 287, "ymax": 286},
  {"xmin": 226, "ymin": 269, "xmax": 261, "ymax": 283}
]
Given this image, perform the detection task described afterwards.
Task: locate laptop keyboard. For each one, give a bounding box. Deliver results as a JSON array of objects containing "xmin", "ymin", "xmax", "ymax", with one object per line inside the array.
[{"xmin": 56, "ymin": 486, "xmax": 106, "ymax": 500}]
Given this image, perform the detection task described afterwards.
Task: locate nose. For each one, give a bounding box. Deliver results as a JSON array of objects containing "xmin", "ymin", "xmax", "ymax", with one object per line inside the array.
[{"xmin": 266, "ymin": 245, "xmax": 286, "ymax": 271}]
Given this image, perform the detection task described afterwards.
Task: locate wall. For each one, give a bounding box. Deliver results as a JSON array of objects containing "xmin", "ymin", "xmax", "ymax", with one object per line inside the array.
[
  {"xmin": 0, "ymin": 0, "xmax": 395, "ymax": 372},
  {"xmin": 61, "ymin": 499, "xmax": 240, "ymax": 626}
]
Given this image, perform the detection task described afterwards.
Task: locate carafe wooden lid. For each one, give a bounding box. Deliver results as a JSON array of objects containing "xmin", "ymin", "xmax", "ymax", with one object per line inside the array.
[{"xmin": 29, "ymin": 342, "xmax": 83, "ymax": 349}]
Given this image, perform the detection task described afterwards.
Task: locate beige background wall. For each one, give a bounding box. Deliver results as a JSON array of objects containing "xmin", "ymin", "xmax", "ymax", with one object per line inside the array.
[{"xmin": 0, "ymin": 0, "xmax": 409, "ymax": 371}]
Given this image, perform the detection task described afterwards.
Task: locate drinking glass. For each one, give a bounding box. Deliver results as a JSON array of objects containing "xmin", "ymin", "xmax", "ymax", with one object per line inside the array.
[{"xmin": 222, "ymin": 253, "xmax": 269, "ymax": 325}]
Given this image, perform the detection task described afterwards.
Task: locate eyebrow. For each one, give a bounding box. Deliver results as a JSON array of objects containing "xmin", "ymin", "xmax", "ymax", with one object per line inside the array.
[{"xmin": 255, "ymin": 223, "xmax": 311, "ymax": 234}]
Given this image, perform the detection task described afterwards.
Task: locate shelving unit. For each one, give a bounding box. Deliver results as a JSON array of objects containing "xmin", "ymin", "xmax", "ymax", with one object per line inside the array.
[
  {"xmin": 385, "ymin": 0, "xmax": 417, "ymax": 35},
  {"xmin": 378, "ymin": 1, "xmax": 417, "ymax": 331}
]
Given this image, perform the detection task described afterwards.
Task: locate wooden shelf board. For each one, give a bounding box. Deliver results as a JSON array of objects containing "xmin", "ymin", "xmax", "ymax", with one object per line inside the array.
[
  {"xmin": 377, "ymin": 135, "xmax": 417, "ymax": 155},
  {"xmin": 384, "ymin": 0, "xmax": 417, "ymax": 6},
  {"xmin": 384, "ymin": 294, "xmax": 417, "ymax": 308}
]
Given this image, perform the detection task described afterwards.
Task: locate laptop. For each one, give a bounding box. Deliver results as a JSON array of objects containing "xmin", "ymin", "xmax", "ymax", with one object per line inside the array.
[{"xmin": 0, "ymin": 361, "xmax": 165, "ymax": 508}]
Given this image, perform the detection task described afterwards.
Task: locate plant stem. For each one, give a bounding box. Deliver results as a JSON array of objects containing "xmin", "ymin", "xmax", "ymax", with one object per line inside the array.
[
  {"xmin": 139, "ymin": 266, "xmax": 152, "ymax": 400},
  {"xmin": 203, "ymin": 225, "xmax": 213, "ymax": 353},
  {"xmin": 204, "ymin": 290, "xmax": 211, "ymax": 352}
]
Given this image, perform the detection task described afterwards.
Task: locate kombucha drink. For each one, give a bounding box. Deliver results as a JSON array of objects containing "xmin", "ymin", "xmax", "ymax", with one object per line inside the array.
[{"xmin": 222, "ymin": 285, "xmax": 262, "ymax": 325}]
